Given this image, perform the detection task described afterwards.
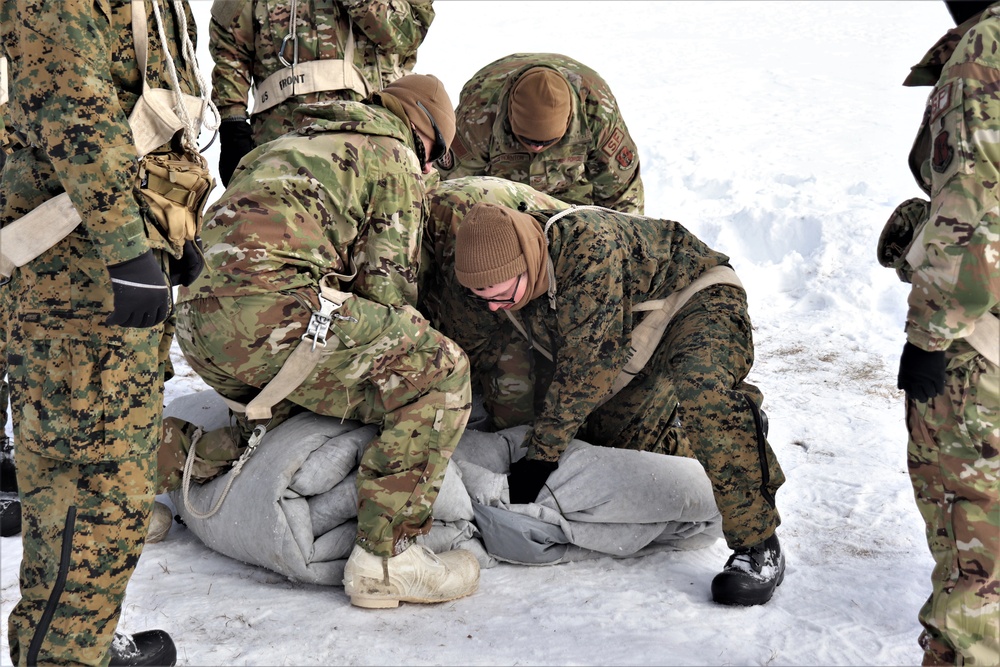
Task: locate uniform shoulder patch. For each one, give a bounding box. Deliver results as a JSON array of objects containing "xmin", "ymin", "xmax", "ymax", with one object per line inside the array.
[
  {"xmin": 616, "ymin": 146, "xmax": 635, "ymax": 170},
  {"xmin": 601, "ymin": 127, "xmax": 626, "ymax": 157},
  {"xmin": 929, "ymin": 81, "xmax": 954, "ymax": 124}
]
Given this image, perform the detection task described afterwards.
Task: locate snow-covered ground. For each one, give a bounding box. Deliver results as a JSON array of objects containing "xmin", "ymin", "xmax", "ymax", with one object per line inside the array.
[{"xmin": 2, "ymin": 2, "xmax": 955, "ymax": 664}]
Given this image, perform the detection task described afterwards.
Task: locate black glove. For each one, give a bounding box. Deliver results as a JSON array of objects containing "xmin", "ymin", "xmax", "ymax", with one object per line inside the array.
[
  {"xmin": 218, "ymin": 118, "xmax": 254, "ymax": 187},
  {"xmin": 507, "ymin": 457, "xmax": 558, "ymax": 504},
  {"xmin": 168, "ymin": 238, "xmax": 204, "ymax": 287},
  {"xmin": 105, "ymin": 250, "xmax": 171, "ymax": 328},
  {"xmin": 897, "ymin": 342, "xmax": 947, "ymax": 402}
]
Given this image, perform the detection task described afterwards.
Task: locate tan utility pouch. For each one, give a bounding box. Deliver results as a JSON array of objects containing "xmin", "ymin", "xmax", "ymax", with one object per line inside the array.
[{"xmin": 138, "ymin": 151, "xmax": 214, "ymax": 256}]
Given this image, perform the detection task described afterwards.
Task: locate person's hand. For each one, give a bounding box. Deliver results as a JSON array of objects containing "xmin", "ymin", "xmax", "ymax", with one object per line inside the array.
[
  {"xmin": 507, "ymin": 457, "xmax": 558, "ymax": 504},
  {"xmin": 218, "ymin": 118, "xmax": 254, "ymax": 187},
  {"xmin": 168, "ymin": 238, "xmax": 204, "ymax": 287},
  {"xmin": 105, "ymin": 250, "xmax": 171, "ymax": 328},
  {"xmin": 897, "ymin": 342, "xmax": 946, "ymax": 402}
]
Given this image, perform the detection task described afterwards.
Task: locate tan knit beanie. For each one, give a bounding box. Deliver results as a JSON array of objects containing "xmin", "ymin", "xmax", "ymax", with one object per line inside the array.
[
  {"xmin": 455, "ymin": 204, "xmax": 527, "ymax": 289},
  {"xmin": 508, "ymin": 67, "xmax": 572, "ymax": 142},
  {"xmin": 381, "ymin": 74, "xmax": 456, "ymax": 149}
]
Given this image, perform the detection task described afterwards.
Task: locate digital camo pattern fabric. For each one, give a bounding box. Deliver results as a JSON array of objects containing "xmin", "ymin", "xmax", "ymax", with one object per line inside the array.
[
  {"xmin": 420, "ymin": 176, "xmax": 570, "ymax": 427},
  {"xmin": 436, "ymin": 53, "xmax": 644, "ymax": 214},
  {"xmin": 172, "ymin": 99, "xmax": 471, "ymax": 557},
  {"xmin": 1, "ymin": 1, "xmax": 196, "ymax": 663},
  {"xmin": 901, "ymin": 5, "xmax": 1000, "ymax": 665},
  {"xmin": 466, "ymin": 207, "xmax": 784, "ymax": 547},
  {"xmin": 210, "ymin": 0, "xmax": 434, "ymax": 144}
]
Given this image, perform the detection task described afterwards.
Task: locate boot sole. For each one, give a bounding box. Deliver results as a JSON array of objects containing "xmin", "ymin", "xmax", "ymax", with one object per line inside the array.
[{"xmin": 348, "ymin": 583, "xmax": 479, "ymax": 609}]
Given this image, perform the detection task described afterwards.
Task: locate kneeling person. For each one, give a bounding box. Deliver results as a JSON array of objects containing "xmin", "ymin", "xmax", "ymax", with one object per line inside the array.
[
  {"xmin": 454, "ymin": 203, "xmax": 787, "ymax": 606},
  {"xmin": 162, "ymin": 74, "xmax": 478, "ymax": 609}
]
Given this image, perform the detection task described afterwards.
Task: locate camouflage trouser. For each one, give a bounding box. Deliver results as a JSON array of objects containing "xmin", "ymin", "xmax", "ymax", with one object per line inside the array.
[
  {"xmin": 170, "ymin": 289, "xmax": 472, "ymax": 557},
  {"xmin": 582, "ymin": 284, "xmax": 785, "ymax": 550},
  {"xmin": 905, "ymin": 340, "xmax": 999, "ymax": 667},
  {"xmin": 2, "ymin": 146, "xmax": 168, "ymax": 667}
]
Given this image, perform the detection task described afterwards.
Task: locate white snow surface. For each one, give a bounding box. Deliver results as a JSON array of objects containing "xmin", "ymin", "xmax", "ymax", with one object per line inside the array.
[{"xmin": 1, "ymin": 2, "xmax": 955, "ymax": 665}]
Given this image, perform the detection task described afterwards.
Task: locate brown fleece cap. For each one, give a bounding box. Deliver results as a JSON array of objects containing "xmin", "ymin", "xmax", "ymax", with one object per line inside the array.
[
  {"xmin": 455, "ymin": 204, "xmax": 528, "ymax": 289},
  {"xmin": 382, "ymin": 74, "xmax": 456, "ymax": 149},
  {"xmin": 508, "ymin": 67, "xmax": 572, "ymax": 142}
]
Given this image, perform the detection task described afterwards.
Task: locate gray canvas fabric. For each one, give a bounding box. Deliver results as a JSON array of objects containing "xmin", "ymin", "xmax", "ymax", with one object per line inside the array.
[{"xmin": 164, "ymin": 391, "xmax": 722, "ymax": 585}]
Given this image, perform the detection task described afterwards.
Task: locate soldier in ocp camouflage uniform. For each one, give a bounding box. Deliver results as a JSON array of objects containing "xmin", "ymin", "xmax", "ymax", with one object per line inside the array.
[
  {"xmin": 419, "ymin": 176, "xmax": 571, "ymax": 429},
  {"xmin": 210, "ymin": 0, "xmax": 435, "ymax": 185},
  {"xmin": 1, "ymin": 1, "xmax": 207, "ymax": 664},
  {"xmin": 436, "ymin": 53, "xmax": 644, "ymax": 214},
  {"xmin": 891, "ymin": 2, "xmax": 1000, "ymax": 664},
  {"xmin": 452, "ymin": 203, "xmax": 786, "ymax": 607},
  {"xmin": 161, "ymin": 74, "xmax": 482, "ymax": 609}
]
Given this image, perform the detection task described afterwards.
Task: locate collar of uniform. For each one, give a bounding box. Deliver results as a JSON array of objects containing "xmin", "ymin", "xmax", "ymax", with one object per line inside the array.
[{"xmin": 903, "ymin": 8, "xmax": 993, "ymax": 87}]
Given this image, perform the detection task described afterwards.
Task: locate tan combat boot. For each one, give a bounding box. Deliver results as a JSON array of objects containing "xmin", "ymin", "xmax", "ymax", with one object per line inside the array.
[
  {"xmin": 343, "ymin": 543, "xmax": 480, "ymax": 609},
  {"xmin": 145, "ymin": 501, "xmax": 173, "ymax": 544}
]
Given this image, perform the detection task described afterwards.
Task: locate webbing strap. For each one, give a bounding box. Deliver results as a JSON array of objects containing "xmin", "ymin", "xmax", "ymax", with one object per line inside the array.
[
  {"xmin": 0, "ymin": 194, "xmax": 81, "ymax": 278},
  {"xmin": 251, "ymin": 57, "xmax": 371, "ymax": 113},
  {"xmin": 220, "ymin": 280, "xmax": 355, "ymax": 421}
]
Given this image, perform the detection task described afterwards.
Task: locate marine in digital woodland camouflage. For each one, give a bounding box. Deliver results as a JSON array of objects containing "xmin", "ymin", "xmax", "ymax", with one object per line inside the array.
[
  {"xmin": 0, "ymin": 1, "xmax": 199, "ymax": 663},
  {"xmin": 419, "ymin": 175, "xmax": 570, "ymax": 428},
  {"xmin": 165, "ymin": 98, "xmax": 471, "ymax": 558},
  {"xmin": 435, "ymin": 53, "xmax": 644, "ymax": 214},
  {"xmin": 210, "ymin": 0, "xmax": 435, "ymax": 144},
  {"xmin": 896, "ymin": 4, "xmax": 1000, "ymax": 664},
  {"xmin": 459, "ymin": 205, "xmax": 784, "ymax": 549}
]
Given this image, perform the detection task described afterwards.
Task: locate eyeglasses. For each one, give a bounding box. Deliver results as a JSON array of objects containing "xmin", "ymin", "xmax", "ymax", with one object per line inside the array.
[
  {"xmin": 515, "ymin": 134, "xmax": 560, "ymax": 150},
  {"xmin": 416, "ymin": 100, "xmax": 447, "ymax": 163},
  {"xmin": 467, "ymin": 273, "xmax": 523, "ymax": 305}
]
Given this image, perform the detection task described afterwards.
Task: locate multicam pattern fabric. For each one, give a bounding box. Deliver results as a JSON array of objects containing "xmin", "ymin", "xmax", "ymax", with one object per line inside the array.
[
  {"xmin": 436, "ymin": 54, "xmax": 644, "ymax": 214},
  {"xmin": 461, "ymin": 206, "xmax": 783, "ymax": 547},
  {"xmin": 171, "ymin": 101, "xmax": 472, "ymax": 557},
  {"xmin": 210, "ymin": 0, "xmax": 434, "ymax": 144},
  {"xmin": 0, "ymin": 2, "xmax": 197, "ymax": 662},
  {"xmin": 900, "ymin": 6, "xmax": 1000, "ymax": 665},
  {"xmin": 419, "ymin": 176, "xmax": 570, "ymax": 427}
]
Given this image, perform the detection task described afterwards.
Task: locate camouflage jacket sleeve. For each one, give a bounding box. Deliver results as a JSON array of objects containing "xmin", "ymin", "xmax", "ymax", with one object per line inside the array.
[
  {"xmin": 906, "ymin": 11, "xmax": 1000, "ymax": 351},
  {"xmin": 340, "ymin": 0, "xmax": 433, "ymax": 56},
  {"xmin": 6, "ymin": 0, "xmax": 148, "ymax": 265},
  {"xmin": 350, "ymin": 164, "xmax": 423, "ymax": 308},
  {"xmin": 526, "ymin": 225, "xmax": 633, "ymax": 462},
  {"xmin": 585, "ymin": 91, "xmax": 644, "ymax": 214},
  {"xmin": 209, "ymin": 0, "xmax": 254, "ymax": 120}
]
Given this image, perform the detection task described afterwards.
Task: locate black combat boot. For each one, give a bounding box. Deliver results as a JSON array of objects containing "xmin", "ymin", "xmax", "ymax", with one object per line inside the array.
[
  {"xmin": 711, "ymin": 533, "xmax": 785, "ymax": 606},
  {"xmin": 108, "ymin": 630, "xmax": 177, "ymax": 667},
  {"xmin": 0, "ymin": 457, "xmax": 21, "ymax": 537}
]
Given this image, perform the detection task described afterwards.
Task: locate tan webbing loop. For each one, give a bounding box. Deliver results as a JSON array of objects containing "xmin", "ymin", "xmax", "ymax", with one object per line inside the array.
[
  {"xmin": 597, "ymin": 265, "xmax": 744, "ymax": 406},
  {"xmin": 251, "ymin": 52, "xmax": 371, "ymax": 114},
  {"xmin": 220, "ymin": 276, "xmax": 356, "ymax": 421},
  {"xmin": 0, "ymin": 194, "xmax": 81, "ymax": 278}
]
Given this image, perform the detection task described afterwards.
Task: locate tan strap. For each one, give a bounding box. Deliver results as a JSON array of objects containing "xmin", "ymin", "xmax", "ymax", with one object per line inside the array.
[
  {"xmin": 0, "ymin": 193, "xmax": 81, "ymax": 278},
  {"xmin": 966, "ymin": 313, "xmax": 999, "ymax": 366},
  {"xmin": 222, "ymin": 278, "xmax": 355, "ymax": 421},
  {"xmin": 129, "ymin": 0, "xmax": 206, "ymax": 157},
  {"xmin": 252, "ymin": 57, "xmax": 371, "ymax": 114},
  {"xmin": 598, "ymin": 265, "xmax": 744, "ymax": 406}
]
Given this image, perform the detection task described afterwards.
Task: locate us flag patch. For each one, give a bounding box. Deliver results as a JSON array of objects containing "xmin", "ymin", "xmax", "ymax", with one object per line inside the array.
[{"xmin": 929, "ymin": 82, "xmax": 953, "ymax": 123}]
